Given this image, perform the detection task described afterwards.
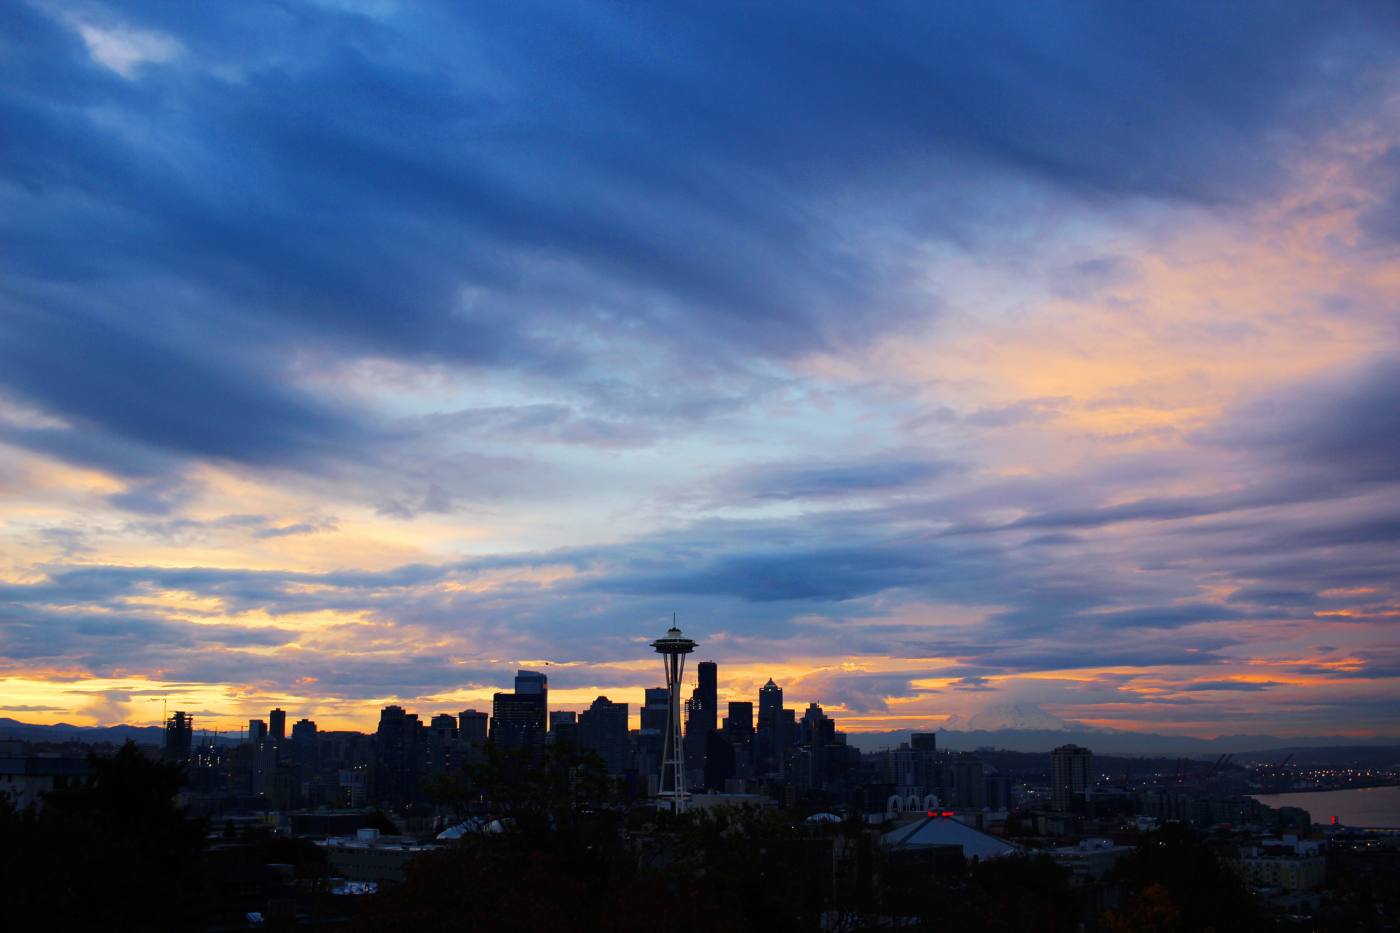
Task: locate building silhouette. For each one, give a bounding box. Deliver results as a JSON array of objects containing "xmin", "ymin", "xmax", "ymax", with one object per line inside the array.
[
  {"xmin": 269, "ymin": 708, "xmax": 287, "ymax": 742},
  {"xmin": 756, "ymin": 678, "xmax": 785, "ymax": 775},
  {"xmin": 164, "ymin": 711, "xmax": 193, "ymax": 761},
  {"xmin": 291, "ymin": 718, "xmax": 318, "ymax": 767},
  {"xmin": 1051, "ymin": 744, "xmax": 1093, "ymax": 812},
  {"xmin": 373, "ymin": 705, "xmax": 423, "ymax": 806},
  {"xmin": 578, "ymin": 696, "xmax": 629, "ymax": 774},
  {"xmin": 457, "ymin": 709, "xmax": 488, "ymax": 745},
  {"xmin": 550, "ymin": 710, "xmax": 578, "ymax": 747}
]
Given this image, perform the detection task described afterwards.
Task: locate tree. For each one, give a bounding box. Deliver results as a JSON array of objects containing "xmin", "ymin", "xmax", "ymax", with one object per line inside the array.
[
  {"xmin": 1103, "ymin": 823, "xmax": 1264, "ymax": 932},
  {"xmin": 0, "ymin": 742, "xmax": 209, "ymax": 932}
]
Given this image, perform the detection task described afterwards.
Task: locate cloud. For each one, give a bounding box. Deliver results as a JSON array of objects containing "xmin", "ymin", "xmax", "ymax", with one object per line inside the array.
[
  {"xmin": 725, "ymin": 458, "xmax": 958, "ymax": 502},
  {"xmin": 71, "ymin": 19, "xmax": 182, "ymax": 78}
]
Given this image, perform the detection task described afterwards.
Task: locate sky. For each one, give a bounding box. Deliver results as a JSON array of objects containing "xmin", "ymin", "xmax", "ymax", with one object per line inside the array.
[{"xmin": 2, "ymin": 1, "xmax": 1399, "ymax": 739}]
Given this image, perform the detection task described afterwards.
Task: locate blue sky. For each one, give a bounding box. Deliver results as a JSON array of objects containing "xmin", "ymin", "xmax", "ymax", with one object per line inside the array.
[{"xmin": 2, "ymin": 1, "xmax": 1399, "ymax": 735}]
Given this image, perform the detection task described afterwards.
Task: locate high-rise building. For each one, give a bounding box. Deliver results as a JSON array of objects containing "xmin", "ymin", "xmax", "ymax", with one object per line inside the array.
[
  {"xmin": 704, "ymin": 731, "xmax": 736, "ymax": 790},
  {"xmin": 695, "ymin": 661, "xmax": 718, "ymax": 733},
  {"xmin": 799, "ymin": 702, "xmax": 835, "ymax": 746},
  {"xmin": 515, "ymin": 670, "xmax": 548, "ymax": 714},
  {"xmin": 757, "ymin": 679, "xmax": 783, "ymax": 732},
  {"xmin": 550, "ymin": 710, "xmax": 578, "ymax": 747},
  {"xmin": 910, "ymin": 732, "xmax": 937, "ymax": 753},
  {"xmin": 578, "ymin": 696, "xmax": 629, "ymax": 774},
  {"xmin": 638, "ymin": 687, "xmax": 670, "ymax": 791},
  {"xmin": 292, "ymin": 718, "xmax": 318, "ymax": 767},
  {"xmin": 941, "ymin": 751, "xmax": 986, "ymax": 811},
  {"xmin": 641, "ymin": 688, "xmax": 670, "ymax": 732},
  {"xmin": 164, "ymin": 711, "xmax": 193, "ymax": 761},
  {"xmin": 723, "ymin": 701, "xmax": 753, "ymax": 739},
  {"xmin": 756, "ymin": 678, "xmax": 785, "ymax": 775},
  {"xmin": 1051, "ymin": 744, "xmax": 1093, "ymax": 812},
  {"xmin": 269, "ymin": 708, "xmax": 287, "ymax": 742},
  {"xmin": 491, "ymin": 692, "xmax": 545, "ymax": 751},
  {"xmin": 248, "ymin": 719, "xmax": 268, "ymax": 744},
  {"xmin": 374, "ymin": 705, "xmax": 424, "ymax": 807},
  {"xmin": 458, "ymin": 709, "xmax": 488, "ymax": 745},
  {"xmin": 684, "ymin": 661, "xmax": 719, "ymax": 779}
]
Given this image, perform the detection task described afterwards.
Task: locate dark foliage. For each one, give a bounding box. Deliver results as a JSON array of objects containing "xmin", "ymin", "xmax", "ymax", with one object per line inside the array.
[
  {"xmin": 1104, "ymin": 823, "xmax": 1266, "ymax": 932},
  {"xmin": 0, "ymin": 742, "xmax": 208, "ymax": 932}
]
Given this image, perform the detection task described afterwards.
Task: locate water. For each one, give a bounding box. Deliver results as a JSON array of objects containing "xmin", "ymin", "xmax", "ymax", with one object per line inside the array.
[{"xmin": 1251, "ymin": 785, "xmax": 1400, "ymax": 828}]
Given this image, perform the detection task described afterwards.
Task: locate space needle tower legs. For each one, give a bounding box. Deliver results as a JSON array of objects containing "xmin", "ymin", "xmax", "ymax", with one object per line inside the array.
[{"xmin": 650, "ymin": 622, "xmax": 697, "ymax": 815}]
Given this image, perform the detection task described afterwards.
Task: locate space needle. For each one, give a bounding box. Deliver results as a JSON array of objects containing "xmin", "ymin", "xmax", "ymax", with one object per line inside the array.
[{"xmin": 651, "ymin": 621, "xmax": 697, "ymax": 814}]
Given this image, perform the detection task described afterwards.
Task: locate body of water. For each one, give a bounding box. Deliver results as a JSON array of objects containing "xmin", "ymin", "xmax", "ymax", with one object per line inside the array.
[{"xmin": 1252, "ymin": 785, "xmax": 1400, "ymax": 828}]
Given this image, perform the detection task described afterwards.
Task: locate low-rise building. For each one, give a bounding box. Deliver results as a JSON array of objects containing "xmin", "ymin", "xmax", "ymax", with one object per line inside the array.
[
  {"xmin": 0, "ymin": 755, "xmax": 93, "ymax": 810},
  {"xmin": 1231, "ymin": 835, "xmax": 1326, "ymax": 892}
]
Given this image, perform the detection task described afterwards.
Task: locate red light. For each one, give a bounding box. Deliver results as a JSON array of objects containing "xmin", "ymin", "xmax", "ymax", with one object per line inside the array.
[
  {"xmin": 940, "ymin": 810, "xmax": 954, "ymax": 818},
  {"xmin": 1332, "ymin": 815, "xmax": 1338, "ymax": 825},
  {"xmin": 926, "ymin": 810, "xmax": 934, "ymax": 817}
]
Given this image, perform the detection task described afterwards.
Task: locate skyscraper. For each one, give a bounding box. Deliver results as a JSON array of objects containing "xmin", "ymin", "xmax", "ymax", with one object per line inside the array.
[
  {"xmin": 684, "ymin": 661, "xmax": 719, "ymax": 779},
  {"xmin": 374, "ymin": 705, "xmax": 423, "ymax": 806},
  {"xmin": 549, "ymin": 710, "xmax": 578, "ymax": 747},
  {"xmin": 800, "ymin": 702, "xmax": 835, "ymax": 746},
  {"xmin": 578, "ymin": 696, "xmax": 629, "ymax": 774},
  {"xmin": 491, "ymin": 692, "xmax": 545, "ymax": 751},
  {"xmin": 723, "ymin": 701, "xmax": 753, "ymax": 739},
  {"xmin": 458, "ymin": 709, "xmax": 488, "ymax": 745},
  {"xmin": 1051, "ymin": 744, "xmax": 1093, "ymax": 812},
  {"xmin": 756, "ymin": 678, "xmax": 785, "ymax": 775},
  {"xmin": 292, "ymin": 718, "xmax": 318, "ymax": 767},
  {"xmin": 269, "ymin": 707, "xmax": 287, "ymax": 742},
  {"xmin": 638, "ymin": 687, "xmax": 670, "ymax": 791},
  {"xmin": 248, "ymin": 719, "xmax": 268, "ymax": 744},
  {"xmin": 164, "ymin": 711, "xmax": 193, "ymax": 761},
  {"xmin": 695, "ymin": 661, "xmax": 718, "ymax": 734},
  {"xmin": 515, "ymin": 670, "xmax": 548, "ymax": 711}
]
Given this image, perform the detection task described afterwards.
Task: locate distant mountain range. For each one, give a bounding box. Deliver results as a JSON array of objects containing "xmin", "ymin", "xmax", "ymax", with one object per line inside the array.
[
  {"xmin": 843, "ymin": 726, "xmax": 1400, "ymax": 757},
  {"xmin": 4, "ymin": 715, "xmax": 1396, "ymax": 761},
  {"xmin": 0, "ymin": 718, "xmax": 239, "ymax": 746}
]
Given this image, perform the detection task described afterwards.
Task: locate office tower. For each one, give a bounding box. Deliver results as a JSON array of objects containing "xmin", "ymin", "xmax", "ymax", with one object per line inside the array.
[
  {"xmin": 427, "ymin": 714, "xmax": 456, "ymax": 773},
  {"xmin": 248, "ymin": 719, "xmax": 268, "ymax": 744},
  {"xmin": 683, "ymin": 660, "xmax": 719, "ymax": 781},
  {"xmin": 757, "ymin": 679, "xmax": 783, "ymax": 732},
  {"xmin": 800, "ymin": 702, "xmax": 836, "ymax": 746},
  {"xmin": 695, "ymin": 661, "xmax": 718, "ymax": 733},
  {"xmin": 756, "ymin": 678, "xmax": 784, "ymax": 775},
  {"xmin": 291, "ymin": 718, "xmax": 318, "ymax": 768},
  {"xmin": 910, "ymin": 732, "xmax": 937, "ymax": 753},
  {"xmin": 641, "ymin": 688, "xmax": 670, "ymax": 732},
  {"xmin": 269, "ymin": 707, "xmax": 287, "ymax": 742},
  {"xmin": 164, "ymin": 711, "xmax": 193, "ymax": 761},
  {"xmin": 578, "ymin": 696, "xmax": 629, "ymax": 774},
  {"xmin": 458, "ymin": 709, "xmax": 489, "ymax": 745},
  {"xmin": 550, "ymin": 710, "xmax": 578, "ymax": 747},
  {"xmin": 985, "ymin": 771, "xmax": 1013, "ymax": 810},
  {"xmin": 651, "ymin": 624, "xmax": 698, "ymax": 814},
  {"xmin": 941, "ymin": 751, "xmax": 986, "ymax": 810},
  {"xmin": 374, "ymin": 705, "xmax": 424, "ymax": 807},
  {"xmin": 781, "ymin": 709, "xmax": 797, "ymax": 747},
  {"xmin": 638, "ymin": 687, "xmax": 670, "ymax": 790},
  {"xmin": 514, "ymin": 669, "xmax": 548, "ymax": 717},
  {"xmin": 723, "ymin": 701, "xmax": 753, "ymax": 739},
  {"xmin": 704, "ymin": 731, "xmax": 736, "ymax": 790},
  {"xmin": 491, "ymin": 692, "xmax": 546, "ymax": 751},
  {"xmin": 1051, "ymin": 744, "xmax": 1093, "ymax": 812}
]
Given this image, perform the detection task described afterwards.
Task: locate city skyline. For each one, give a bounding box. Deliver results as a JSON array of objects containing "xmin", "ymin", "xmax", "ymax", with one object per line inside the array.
[{"xmin": 3, "ymin": 3, "xmax": 1400, "ymax": 739}]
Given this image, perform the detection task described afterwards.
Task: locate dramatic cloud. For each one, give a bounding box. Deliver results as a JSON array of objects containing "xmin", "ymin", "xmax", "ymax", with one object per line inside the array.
[{"xmin": 1, "ymin": 1, "xmax": 1398, "ymax": 735}]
